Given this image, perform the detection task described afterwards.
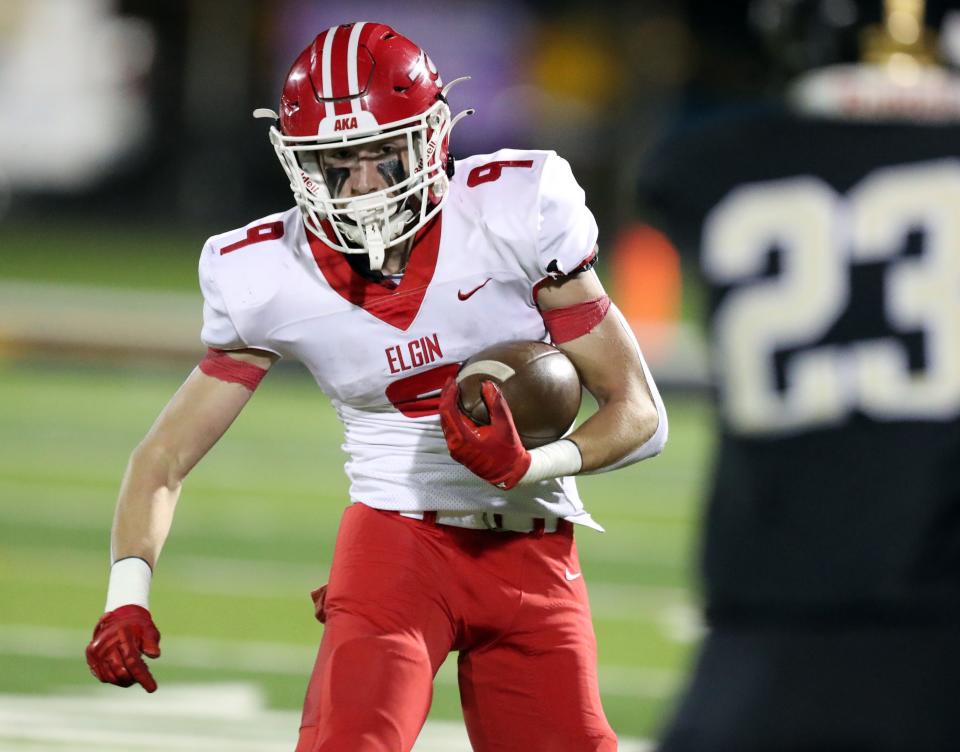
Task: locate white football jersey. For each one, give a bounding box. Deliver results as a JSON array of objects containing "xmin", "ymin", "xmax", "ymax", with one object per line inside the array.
[{"xmin": 199, "ymin": 149, "xmax": 603, "ymax": 528}]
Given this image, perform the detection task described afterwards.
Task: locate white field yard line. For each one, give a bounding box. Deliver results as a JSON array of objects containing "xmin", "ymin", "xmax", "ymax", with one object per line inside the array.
[
  {"xmin": 3, "ymin": 529, "xmax": 703, "ymax": 629},
  {"xmin": 2, "ymin": 540, "xmax": 701, "ymax": 625},
  {"xmin": 0, "ymin": 480, "xmax": 698, "ymax": 571},
  {"xmin": 0, "ymin": 479, "xmax": 692, "ymax": 545},
  {"xmin": 0, "ymin": 281, "xmax": 201, "ymax": 356},
  {"xmin": 0, "ymin": 279, "xmax": 707, "ymax": 385},
  {"xmin": 4, "ymin": 543, "xmax": 332, "ymax": 600},
  {"xmin": 0, "ymin": 683, "xmax": 653, "ymax": 752},
  {"xmin": 0, "ymin": 624, "xmax": 683, "ymax": 700},
  {"xmin": 0, "ymin": 499, "xmax": 702, "ymax": 626},
  {"xmin": 0, "ymin": 501, "xmax": 700, "ymax": 624},
  {"xmin": 0, "ymin": 478, "xmax": 696, "ymax": 576}
]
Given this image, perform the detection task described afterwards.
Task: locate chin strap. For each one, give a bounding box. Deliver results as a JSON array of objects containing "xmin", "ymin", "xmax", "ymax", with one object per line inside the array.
[
  {"xmin": 340, "ymin": 196, "xmax": 414, "ymax": 271},
  {"xmin": 362, "ymin": 224, "xmax": 386, "ymax": 271}
]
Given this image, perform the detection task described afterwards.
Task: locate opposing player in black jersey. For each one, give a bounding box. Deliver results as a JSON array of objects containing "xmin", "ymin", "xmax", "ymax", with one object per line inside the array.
[{"xmin": 639, "ymin": 1, "xmax": 960, "ymax": 750}]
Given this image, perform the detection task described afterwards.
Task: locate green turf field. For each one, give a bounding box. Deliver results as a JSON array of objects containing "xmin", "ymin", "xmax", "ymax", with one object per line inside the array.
[
  {"xmin": 0, "ymin": 218, "xmax": 713, "ymax": 743},
  {"xmin": 0, "ymin": 354, "xmax": 713, "ymax": 741}
]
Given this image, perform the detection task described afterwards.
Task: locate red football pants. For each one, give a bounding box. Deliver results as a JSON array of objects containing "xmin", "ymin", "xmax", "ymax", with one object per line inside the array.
[{"xmin": 295, "ymin": 502, "xmax": 617, "ymax": 752}]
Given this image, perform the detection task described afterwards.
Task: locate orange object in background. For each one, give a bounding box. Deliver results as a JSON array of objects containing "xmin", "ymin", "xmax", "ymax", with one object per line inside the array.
[{"xmin": 610, "ymin": 223, "xmax": 682, "ymax": 357}]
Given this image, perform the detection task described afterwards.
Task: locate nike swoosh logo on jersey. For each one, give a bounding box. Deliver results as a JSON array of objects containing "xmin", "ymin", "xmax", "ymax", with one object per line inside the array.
[
  {"xmin": 457, "ymin": 278, "xmax": 492, "ymax": 301},
  {"xmin": 565, "ymin": 568, "xmax": 582, "ymax": 581}
]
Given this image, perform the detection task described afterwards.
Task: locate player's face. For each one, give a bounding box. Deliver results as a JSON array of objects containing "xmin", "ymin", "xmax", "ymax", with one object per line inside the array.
[{"xmin": 318, "ymin": 135, "xmax": 410, "ymax": 199}]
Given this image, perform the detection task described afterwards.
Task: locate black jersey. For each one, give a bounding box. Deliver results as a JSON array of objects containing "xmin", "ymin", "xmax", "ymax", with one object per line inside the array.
[{"xmin": 638, "ymin": 106, "xmax": 960, "ymax": 624}]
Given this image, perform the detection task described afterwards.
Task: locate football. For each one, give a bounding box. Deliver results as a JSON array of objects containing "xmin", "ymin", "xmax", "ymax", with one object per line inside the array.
[{"xmin": 456, "ymin": 340, "xmax": 582, "ymax": 449}]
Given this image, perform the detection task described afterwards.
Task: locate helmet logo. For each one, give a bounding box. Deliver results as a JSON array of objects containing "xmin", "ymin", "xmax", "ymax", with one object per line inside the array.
[
  {"xmin": 334, "ymin": 116, "xmax": 359, "ymax": 131},
  {"xmin": 423, "ymin": 137, "xmax": 438, "ymax": 166},
  {"xmin": 300, "ymin": 170, "xmax": 323, "ymax": 196}
]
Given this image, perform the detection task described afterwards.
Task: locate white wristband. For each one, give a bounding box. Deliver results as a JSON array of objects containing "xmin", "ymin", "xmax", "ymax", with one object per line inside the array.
[
  {"xmin": 519, "ymin": 439, "xmax": 583, "ymax": 484},
  {"xmin": 105, "ymin": 557, "xmax": 153, "ymax": 612}
]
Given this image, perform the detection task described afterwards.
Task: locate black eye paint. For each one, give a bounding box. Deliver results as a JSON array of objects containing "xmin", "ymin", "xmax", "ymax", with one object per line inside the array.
[
  {"xmin": 377, "ymin": 158, "xmax": 407, "ymax": 186},
  {"xmin": 324, "ymin": 167, "xmax": 350, "ymax": 197}
]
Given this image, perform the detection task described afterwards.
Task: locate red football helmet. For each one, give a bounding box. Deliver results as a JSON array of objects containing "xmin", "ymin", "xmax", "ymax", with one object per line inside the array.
[{"xmin": 256, "ymin": 22, "xmax": 473, "ymax": 269}]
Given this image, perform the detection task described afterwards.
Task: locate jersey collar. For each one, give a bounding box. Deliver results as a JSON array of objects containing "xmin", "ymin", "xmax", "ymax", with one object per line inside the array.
[{"xmin": 306, "ymin": 214, "xmax": 442, "ymax": 331}]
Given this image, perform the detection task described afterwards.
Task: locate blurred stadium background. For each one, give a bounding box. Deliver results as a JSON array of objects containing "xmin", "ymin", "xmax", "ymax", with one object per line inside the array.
[{"xmin": 5, "ymin": 0, "xmax": 938, "ymax": 748}]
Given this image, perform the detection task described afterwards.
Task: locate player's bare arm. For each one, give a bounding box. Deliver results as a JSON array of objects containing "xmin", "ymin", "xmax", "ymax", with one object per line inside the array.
[
  {"xmin": 111, "ymin": 348, "xmax": 278, "ymax": 565},
  {"xmin": 87, "ymin": 348, "xmax": 277, "ymax": 693},
  {"xmin": 440, "ymin": 255, "xmax": 667, "ymax": 490},
  {"xmin": 536, "ymin": 265, "xmax": 662, "ymax": 472}
]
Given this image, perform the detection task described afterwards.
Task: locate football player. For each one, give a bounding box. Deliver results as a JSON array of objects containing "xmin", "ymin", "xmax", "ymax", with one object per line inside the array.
[
  {"xmin": 638, "ymin": 1, "xmax": 960, "ymax": 750},
  {"xmin": 85, "ymin": 22, "xmax": 668, "ymax": 752}
]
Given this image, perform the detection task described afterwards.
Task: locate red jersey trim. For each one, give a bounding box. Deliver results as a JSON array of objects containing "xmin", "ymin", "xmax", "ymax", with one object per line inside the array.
[
  {"xmin": 307, "ymin": 215, "xmax": 442, "ymax": 331},
  {"xmin": 541, "ymin": 295, "xmax": 611, "ymax": 344},
  {"xmin": 199, "ymin": 348, "xmax": 268, "ymax": 391}
]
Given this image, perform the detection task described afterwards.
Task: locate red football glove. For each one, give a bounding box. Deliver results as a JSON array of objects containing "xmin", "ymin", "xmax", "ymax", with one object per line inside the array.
[
  {"xmin": 439, "ymin": 378, "xmax": 531, "ymax": 490},
  {"xmin": 86, "ymin": 605, "xmax": 161, "ymax": 693}
]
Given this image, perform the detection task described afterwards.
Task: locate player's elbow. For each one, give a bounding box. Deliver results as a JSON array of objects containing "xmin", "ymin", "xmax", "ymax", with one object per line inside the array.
[
  {"xmin": 629, "ymin": 395, "xmax": 667, "ymax": 458},
  {"xmin": 607, "ymin": 388, "xmax": 668, "ymax": 467},
  {"xmin": 642, "ymin": 411, "xmax": 667, "ymax": 459}
]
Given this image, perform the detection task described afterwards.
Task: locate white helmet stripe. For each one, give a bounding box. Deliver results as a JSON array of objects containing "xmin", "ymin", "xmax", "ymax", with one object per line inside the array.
[
  {"xmin": 348, "ymin": 21, "xmax": 366, "ymax": 114},
  {"xmin": 320, "ymin": 26, "xmax": 337, "ymax": 121}
]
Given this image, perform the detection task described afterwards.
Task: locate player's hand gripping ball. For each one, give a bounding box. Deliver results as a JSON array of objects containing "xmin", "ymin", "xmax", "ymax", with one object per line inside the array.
[
  {"xmin": 457, "ymin": 340, "xmax": 582, "ymax": 447},
  {"xmin": 439, "ymin": 341, "xmax": 582, "ymax": 489}
]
